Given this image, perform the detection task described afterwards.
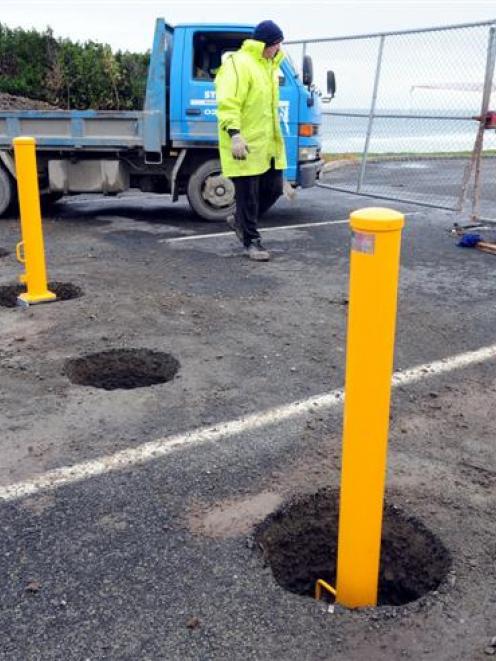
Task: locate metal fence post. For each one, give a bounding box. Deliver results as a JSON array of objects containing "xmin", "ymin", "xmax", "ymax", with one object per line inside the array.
[
  {"xmin": 456, "ymin": 25, "xmax": 496, "ymax": 215},
  {"xmin": 357, "ymin": 35, "xmax": 385, "ymax": 194},
  {"xmin": 471, "ymin": 26, "xmax": 496, "ymax": 220}
]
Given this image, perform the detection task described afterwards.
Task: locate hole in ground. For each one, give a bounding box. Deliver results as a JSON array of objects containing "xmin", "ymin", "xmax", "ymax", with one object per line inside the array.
[
  {"xmin": 0, "ymin": 282, "xmax": 83, "ymax": 307},
  {"xmin": 65, "ymin": 348, "xmax": 180, "ymax": 390},
  {"xmin": 0, "ymin": 248, "xmax": 9, "ymax": 258},
  {"xmin": 255, "ymin": 488, "xmax": 451, "ymax": 608}
]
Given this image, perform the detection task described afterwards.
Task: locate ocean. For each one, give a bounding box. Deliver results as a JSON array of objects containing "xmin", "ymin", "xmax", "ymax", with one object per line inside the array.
[{"xmin": 319, "ymin": 111, "xmax": 495, "ymax": 155}]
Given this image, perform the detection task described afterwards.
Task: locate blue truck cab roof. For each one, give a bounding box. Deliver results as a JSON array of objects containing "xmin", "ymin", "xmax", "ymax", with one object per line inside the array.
[{"xmin": 174, "ymin": 23, "xmax": 255, "ymax": 31}]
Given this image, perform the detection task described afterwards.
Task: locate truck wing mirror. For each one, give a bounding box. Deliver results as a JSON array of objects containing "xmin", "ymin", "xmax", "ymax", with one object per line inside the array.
[
  {"xmin": 327, "ymin": 70, "xmax": 336, "ymax": 98},
  {"xmin": 302, "ymin": 54, "xmax": 314, "ymax": 87}
]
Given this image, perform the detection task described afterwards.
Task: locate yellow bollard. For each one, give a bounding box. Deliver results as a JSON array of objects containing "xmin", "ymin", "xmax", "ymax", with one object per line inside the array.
[
  {"xmin": 13, "ymin": 136, "xmax": 56, "ymax": 305},
  {"xmin": 335, "ymin": 207, "xmax": 404, "ymax": 609}
]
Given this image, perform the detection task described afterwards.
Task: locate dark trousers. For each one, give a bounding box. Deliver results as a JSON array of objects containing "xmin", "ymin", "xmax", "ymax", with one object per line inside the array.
[{"xmin": 231, "ymin": 162, "xmax": 283, "ymax": 247}]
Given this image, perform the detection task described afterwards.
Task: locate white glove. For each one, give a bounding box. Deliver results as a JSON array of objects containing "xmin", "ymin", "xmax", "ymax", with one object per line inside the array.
[{"xmin": 231, "ymin": 134, "xmax": 249, "ymax": 160}]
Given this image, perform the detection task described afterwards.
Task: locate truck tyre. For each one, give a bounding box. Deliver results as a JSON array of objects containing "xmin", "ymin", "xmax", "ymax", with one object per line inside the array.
[
  {"xmin": 187, "ymin": 159, "xmax": 236, "ymax": 222},
  {"xmin": 0, "ymin": 165, "xmax": 15, "ymax": 217}
]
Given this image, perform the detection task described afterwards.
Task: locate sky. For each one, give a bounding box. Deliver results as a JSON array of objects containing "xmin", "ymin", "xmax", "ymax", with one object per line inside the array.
[
  {"xmin": 2, "ymin": 1, "xmax": 495, "ymax": 111},
  {"xmin": 1, "ymin": 1, "xmax": 495, "ymax": 53}
]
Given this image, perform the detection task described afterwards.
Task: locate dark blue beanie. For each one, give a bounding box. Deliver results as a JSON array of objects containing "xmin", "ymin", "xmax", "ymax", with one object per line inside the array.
[{"xmin": 253, "ymin": 20, "xmax": 284, "ymax": 46}]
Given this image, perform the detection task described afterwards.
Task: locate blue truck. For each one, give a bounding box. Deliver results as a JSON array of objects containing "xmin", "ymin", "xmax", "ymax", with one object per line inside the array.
[{"xmin": 0, "ymin": 19, "xmax": 333, "ymax": 220}]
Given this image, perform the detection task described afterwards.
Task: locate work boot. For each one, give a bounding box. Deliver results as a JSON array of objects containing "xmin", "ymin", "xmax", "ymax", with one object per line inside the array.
[
  {"xmin": 245, "ymin": 240, "xmax": 270, "ymax": 262},
  {"xmin": 226, "ymin": 213, "xmax": 244, "ymax": 244}
]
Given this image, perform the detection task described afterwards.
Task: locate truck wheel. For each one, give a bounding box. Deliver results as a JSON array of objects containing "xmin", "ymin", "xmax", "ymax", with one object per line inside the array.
[
  {"xmin": 0, "ymin": 166, "xmax": 15, "ymax": 217},
  {"xmin": 187, "ymin": 159, "xmax": 236, "ymax": 222}
]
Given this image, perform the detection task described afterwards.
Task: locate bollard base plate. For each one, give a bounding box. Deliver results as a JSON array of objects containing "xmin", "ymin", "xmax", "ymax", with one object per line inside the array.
[{"xmin": 17, "ymin": 291, "xmax": 57, "ymax": 306}]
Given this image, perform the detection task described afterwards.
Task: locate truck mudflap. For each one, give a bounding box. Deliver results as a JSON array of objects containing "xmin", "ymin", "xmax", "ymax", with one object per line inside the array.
[{"xmin": 298, "ymin": 159, "xmax": 325, "ymax": 188}]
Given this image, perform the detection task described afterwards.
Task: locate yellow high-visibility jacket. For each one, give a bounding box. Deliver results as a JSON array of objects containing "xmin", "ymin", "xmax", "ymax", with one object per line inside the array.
[{"xmin": 215, "ymin": 39, "xmax": 287, "ymax": 177}]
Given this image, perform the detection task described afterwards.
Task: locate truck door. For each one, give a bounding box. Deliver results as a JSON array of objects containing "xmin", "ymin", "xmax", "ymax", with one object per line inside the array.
[
  {"xmin": 278, "ymin": 60, "xmax": 299, "ymax": 183},
  {"xmin": 174, "ymin": 28, "xmax": 252, "ymax": 145},
  {"xmin": 170, "ymin": 26, "xmax": 300, "ymax": 221},
  {"xmin": 174, "ymin": 26, "xmax": 299, "ymax": 165}
]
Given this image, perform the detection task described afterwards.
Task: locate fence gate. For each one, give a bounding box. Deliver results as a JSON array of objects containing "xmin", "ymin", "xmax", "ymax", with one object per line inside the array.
[{"xmin": 286, "ymin": 20, "xmax": 496, "ymax": 221}]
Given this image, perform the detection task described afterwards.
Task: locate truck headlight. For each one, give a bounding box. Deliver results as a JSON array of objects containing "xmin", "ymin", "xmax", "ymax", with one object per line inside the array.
[{"xmin": 298, "ymin": 147, "xmax": 318, "ymax": 161}]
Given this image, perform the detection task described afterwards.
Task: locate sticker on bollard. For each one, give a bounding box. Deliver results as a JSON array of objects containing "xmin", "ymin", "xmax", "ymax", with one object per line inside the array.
[{"xmin": 351, "ymin": 231, "xmax": 375, "ymax": 255}]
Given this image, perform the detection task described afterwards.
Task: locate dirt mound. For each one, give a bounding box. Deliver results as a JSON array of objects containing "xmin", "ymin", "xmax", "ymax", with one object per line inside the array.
[{"xmin": 0, "ymin": 92, "xmax": 60, "ymax": 111}]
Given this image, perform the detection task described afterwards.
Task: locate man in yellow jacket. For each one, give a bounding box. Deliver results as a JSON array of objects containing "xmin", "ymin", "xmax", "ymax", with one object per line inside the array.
[{"xmin": 215, "ymin": 20, "xmax": 287, "ymax": 261}]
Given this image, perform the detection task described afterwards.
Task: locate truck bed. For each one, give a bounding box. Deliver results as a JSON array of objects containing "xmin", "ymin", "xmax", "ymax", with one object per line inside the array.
[
  {"xmin": 0, "ymin": 21, "xmax": 168, "ymax": 157},
  {"xmin": 0, "ymin": 109, "xmax": 146, "ymax": 150}
]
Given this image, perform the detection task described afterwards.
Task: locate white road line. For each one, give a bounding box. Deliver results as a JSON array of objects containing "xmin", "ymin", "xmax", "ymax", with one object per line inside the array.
[
  {"xmin": 1, "ymin": 342, "xmax": 495, "ymax": 503},
  {"xmin": 162, "ymin": 211, "xmax": 420, "ymax": 244},
  {"xmin": 161, "ymin": 219, "xmax": 349, "ymax": 243}
]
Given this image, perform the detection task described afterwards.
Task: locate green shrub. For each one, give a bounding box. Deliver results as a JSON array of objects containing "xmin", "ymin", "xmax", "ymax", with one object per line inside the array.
[{"xmin": 0, "ymin": 22, "xmax": 149, "ymax": 109}]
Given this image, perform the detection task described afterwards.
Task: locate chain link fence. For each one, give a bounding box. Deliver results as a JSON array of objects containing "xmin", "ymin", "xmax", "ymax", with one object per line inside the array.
[{"xmin": 286, "ymin": 20, "xmax": 496, "ymax": 221}]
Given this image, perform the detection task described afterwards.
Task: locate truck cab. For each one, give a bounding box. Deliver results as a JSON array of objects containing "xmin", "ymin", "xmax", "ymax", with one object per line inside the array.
[
  {"xmin": 171, "ymin": 23, "xmax": 323, "ymax": 220},
  {"xmin": 0, "ymin": 19, "xmax": 325, "ymax": 222}
]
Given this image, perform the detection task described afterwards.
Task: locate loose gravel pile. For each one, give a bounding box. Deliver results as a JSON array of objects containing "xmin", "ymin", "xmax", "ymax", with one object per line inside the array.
[{"xmin": 0, "ymin": 92, "xmax": 60, "ymax": 110}]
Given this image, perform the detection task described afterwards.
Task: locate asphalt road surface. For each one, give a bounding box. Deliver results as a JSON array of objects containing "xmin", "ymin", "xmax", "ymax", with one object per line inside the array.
[{"xmin": 0, "ymin": 182, "xmax": 495, "ymax": 660}]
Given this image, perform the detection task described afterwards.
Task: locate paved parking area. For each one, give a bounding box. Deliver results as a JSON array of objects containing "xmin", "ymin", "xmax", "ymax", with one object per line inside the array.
[{"xmin": 0, "ymin": 185, "xmax": 495, "ymax": 660}]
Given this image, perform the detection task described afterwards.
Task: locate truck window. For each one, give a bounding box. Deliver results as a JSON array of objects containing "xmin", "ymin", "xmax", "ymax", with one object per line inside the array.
[
  {"xmin": 192, "ymin": 32, "xmax": 287, "ymax": 86},
  {"xmin": 192, "ymin": 31, "xmax": 248, "ymax": 81}
]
